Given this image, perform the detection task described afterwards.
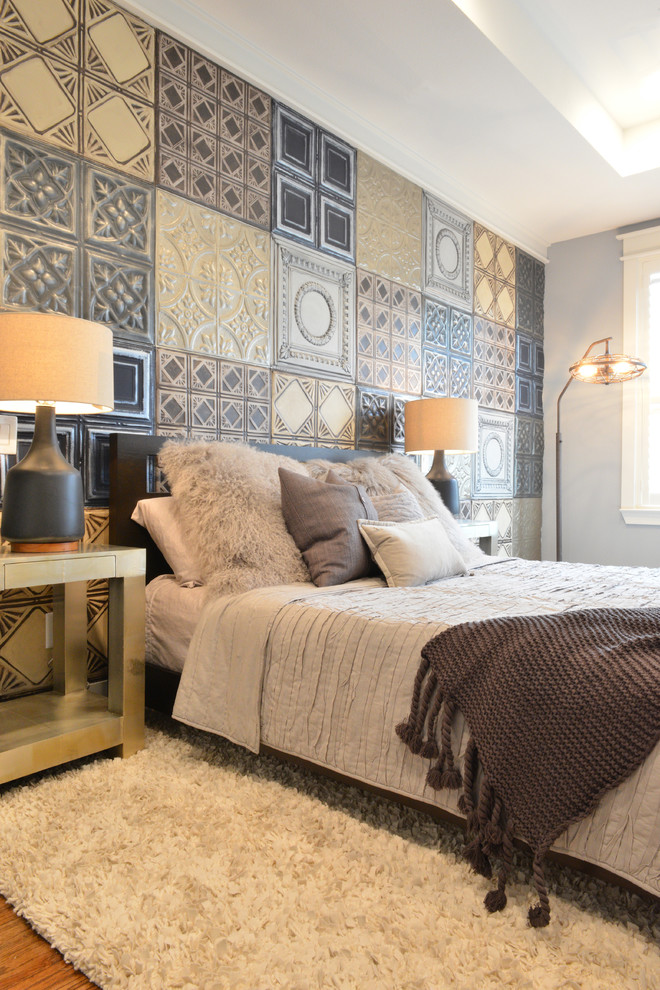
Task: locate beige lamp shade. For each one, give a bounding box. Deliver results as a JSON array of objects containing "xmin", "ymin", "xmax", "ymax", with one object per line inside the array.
[
  {"xmin": 404, "ymin": 397, "xmax": 478, "ymax": 454},
  {"xmin": 0, "ymin": 312, "xmax": 114, "ymax": 414}
]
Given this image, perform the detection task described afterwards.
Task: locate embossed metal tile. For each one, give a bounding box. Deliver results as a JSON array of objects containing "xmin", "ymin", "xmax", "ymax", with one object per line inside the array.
[
  {"xmin": 474, "ymin": 224, "xmax": 516, "ymax": 329},
  {"xmin": 272, "ymin": 103, "xmax": 355, "ymax": 261},
  {"xmin": 356, "ymin": 152, "xmax": 421, "ymax": 289},
  {"xmin": 84, "ymin": 162, "xmax": 153, "ymax": 258},
  {"xmin": 0, "ymin": 0, "xmax": 155, "ymax": 177},
  {"xmin": 1, "ymin": 226, "xmax": 79, "ymax": 314},
  {"xmin": 423, "ymin": 193, "xmax": 473, "ymax": 307},
  {"xmin": 272, "ymin": 371, "xmax": 355, "ymax": 448},
  {"xmin": 274, "ymin": 238, "xmax": 355, "ymax": 381},
  {"xmin": 473, "ymin": 409, "xmax": 515, "ymax": 497},
  {"xmin": 157, "ymin": 32, "xmax": 270, "ymax": 226},
  {"xmin": 156, "ymin": 190, "xmax": 269, "ymax": 363},
  {"xmin": 1, "ymin": 131, "xmax": 79, "ymax": 235},
  {"xmin": 155, "ymin": 346, "xmax": 270, "ymax": 442},
  {"xmin": 356, "ymin": 267, "xmax": 421, "ymax": 394}
]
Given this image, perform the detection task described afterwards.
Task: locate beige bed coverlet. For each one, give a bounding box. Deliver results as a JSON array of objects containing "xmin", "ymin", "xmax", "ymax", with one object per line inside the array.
[{"xmin": 173, "ymin": 558, "xmax": 660, "ymax": 896}]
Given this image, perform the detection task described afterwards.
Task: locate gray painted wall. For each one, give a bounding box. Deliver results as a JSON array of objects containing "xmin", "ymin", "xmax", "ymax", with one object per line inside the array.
[{"xmin": 542, "ymin": 228, "xmax": 660, "ymax": 566}]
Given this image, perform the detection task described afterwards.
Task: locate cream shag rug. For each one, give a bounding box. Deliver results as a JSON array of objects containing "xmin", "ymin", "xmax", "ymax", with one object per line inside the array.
[{"xmin": 0, "ymin": 722, "xmax": 658, "ymax": 990}]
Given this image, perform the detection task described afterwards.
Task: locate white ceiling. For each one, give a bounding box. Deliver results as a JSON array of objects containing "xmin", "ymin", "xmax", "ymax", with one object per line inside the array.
[{"xmin": 123, "ymin": 0, "xmax": 660, "ymax": 258}]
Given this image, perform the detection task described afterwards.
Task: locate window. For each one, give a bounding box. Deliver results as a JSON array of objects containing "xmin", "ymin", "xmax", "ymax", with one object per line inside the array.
[{"xmin": 619, "ymin": 225, "xmax": 660, "ymax": 523}]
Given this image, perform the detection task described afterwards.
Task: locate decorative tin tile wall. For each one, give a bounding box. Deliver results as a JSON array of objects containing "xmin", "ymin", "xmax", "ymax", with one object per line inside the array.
[
  {"xmin": 356, "ymin": 151, "xmax": 421, "ymax": 288},
  {"xmin": 157, "ymin": 32, "xmax": 270, "ymax": 227},
  {"xmin": 423, "ymin": 193, "xmax": 473, "ymax": 308},
  {"xmin": 274, "ymin": 238, "xmax": 355, "ymax": 380},
  {"xmin": 272, "ymin": 371, "xmax": 355, "ymax": 447},
  {"xmin": 272, "ymin": 104, "xmax": 355, "ymax": 261},
  {"xmin": 156, "ymin": 347, "xmax": 270, "ymax": 443},
  {"xmin": 156, "ymin": 189, "xmax": 269, "ymax": 364},
  {"xmin": 471, "ymin": 498, "xmax": 514, "ymax": 558},
  {"xmin": 0, "ymin": 0, "xmax": 155, "ymax": 178},
  {"xmin": 421, "ymin": 298, "xmax": 473, "ymax": 399},
  {"xmin": 473, "ymin": 409, "xmax": 515, "ymax": 497},
  {"xmin": 472, "ymin": 316, "xmax": 515, "ymax": 412},
  {"xmin": 516, "ymin": 248, "xmax": 544, "ymax": 338},
  {"xmin": 356, "ymin": 388, "xmax": 411, "ymax": 451},
  {"xmin": 473, "ymin": 224, "xmax": 516, "ymax": 330},
  {"xmin": 356, "ymin": 269, "xmax": 422, "ymax": 394},
  {"xmin": 0, "ymin": 0, "xmax": 547, "ymax": 699}
]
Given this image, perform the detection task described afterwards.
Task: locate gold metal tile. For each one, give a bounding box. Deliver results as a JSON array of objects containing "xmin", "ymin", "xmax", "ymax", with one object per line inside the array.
[
  {"xmin": 356, "ymin": 151, "xmax": 421, "ymax": 289},
  {"xmin": 317, "ymin": 381, "xmax": 355, "ymax": 445},
  {"xmin": 156, "ymin": 189, "xmax": 269, "ymax": 362},
  {"xmin": 272, "ymin": 373, "xmax": 315, "ymax": 439},
  {"xmin": 83, "ymin": 76, "xmax": 153, "ymax": 179},
  {"xmin": 495, "ymin": 236, "xmax": 516, "ymax": 286},
  {"xmin": 474, "ymin": 224, "xmax": 496, "ymax": 275},
  {"xmin": 84, "ymin": 0, "xmax": 155, "ymax": 105},
  {"xmin": 0, "ymin": 51, "xmax": 78, "ymax": 150},
  {"xmin": 1, "ymin": 0, "xmax": 79, "ymax": 65}
]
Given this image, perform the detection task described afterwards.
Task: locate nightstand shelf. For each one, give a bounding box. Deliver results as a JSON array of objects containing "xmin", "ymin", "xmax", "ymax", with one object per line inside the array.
[
  {"xmin": 0, "ymin": 545, "xmax": 146, "ymax": 786},
  {"xmin": 458, "ymin": 519, "xmax": 499, "ymax": 555}
]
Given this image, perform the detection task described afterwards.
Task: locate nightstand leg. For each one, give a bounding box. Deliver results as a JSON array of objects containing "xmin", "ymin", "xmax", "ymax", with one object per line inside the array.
[
  {"xmin": 479, "ymin": 534, "xmax": 498, "ymax": 556},
  {"xmin": 107, "ymin": 575, "xmax": 145, "ymax": 757},
  {"xmin": 52, "ymin": 581, "xmax": 87, "ymax": 694}
]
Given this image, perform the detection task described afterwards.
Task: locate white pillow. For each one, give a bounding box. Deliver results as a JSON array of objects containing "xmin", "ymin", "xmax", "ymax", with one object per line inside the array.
[
  {"xmin": 131, "ymin": 497, "xmax": 203, "ymax": 587},
  {"xmin": 358, "ymin": 516, "xmax": 468, "ymax": 587}
]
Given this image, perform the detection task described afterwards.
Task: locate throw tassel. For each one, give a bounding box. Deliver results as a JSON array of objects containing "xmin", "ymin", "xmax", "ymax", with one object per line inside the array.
[
  {"xmin": 484, "ymin": 820, "xmax": 514, "ymax": 914},
  {"xmin": 463, "ymin": 837, "xmax": 492, "ymax": 879},
  {"xmin": 395, "ymin": 654, "xmax": 431, "ymax": 748},
  {"xmin": 457, "ymin": 736, "xmax": 478, "ymax": 819},
  {"xmin": 528, "ymin": 848, "xmax": 551, "ymax": 928},
  {"xmin": 425, "ymin": 759, "xmax": 445, "ymax": 790}
]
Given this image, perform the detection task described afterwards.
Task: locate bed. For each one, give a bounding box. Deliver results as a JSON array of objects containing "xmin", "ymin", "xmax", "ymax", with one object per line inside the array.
[{"xmin": 108, "ymin": 433, "xmax": 660, "ymax": 922}]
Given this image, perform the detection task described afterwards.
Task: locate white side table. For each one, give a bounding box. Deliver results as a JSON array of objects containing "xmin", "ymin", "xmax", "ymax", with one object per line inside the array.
[
  {"xmin": 0, "ymin": 544, "xmax": 145, "ymax": 785},
  {"xmin": 458, "ymin": 519, "xmax": 499, "ymax": 556}
]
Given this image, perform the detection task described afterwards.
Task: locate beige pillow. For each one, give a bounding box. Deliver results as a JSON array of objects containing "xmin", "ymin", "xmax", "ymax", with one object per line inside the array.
[
  {"xmin": 358, "ymin": 517, "xmax": 468, "ymax": 587},
  {"xmin": 158, "ymin": 441, "xmax": 311, "ymax": 597},
  {"xmin": 131, "ymin": 497, "xmax": 203, "ymax": 587},
  {"xmin": 279, "ymin": 467, "xmax": 378, "ymax": 586}
]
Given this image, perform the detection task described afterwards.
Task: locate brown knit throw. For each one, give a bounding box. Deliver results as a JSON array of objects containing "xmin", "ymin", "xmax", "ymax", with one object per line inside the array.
[{"xmin": 396, "ymin": 607, "xmax": 660, "ymax": 926}]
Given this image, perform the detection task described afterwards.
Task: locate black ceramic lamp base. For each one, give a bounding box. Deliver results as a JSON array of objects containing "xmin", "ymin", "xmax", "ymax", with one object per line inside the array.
[
  {"xmin": 425, "ymin": 449, "xmax": 460, "ymax": 517},
  {"xmin": 1, "ymin": 404, "xmax": 84, "ymax": 552}
]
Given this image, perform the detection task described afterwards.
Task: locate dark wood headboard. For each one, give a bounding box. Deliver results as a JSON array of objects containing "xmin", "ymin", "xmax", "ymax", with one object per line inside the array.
[{"xmin": 108, "ymin": 433, "xmax": 382, "ymax": 584}]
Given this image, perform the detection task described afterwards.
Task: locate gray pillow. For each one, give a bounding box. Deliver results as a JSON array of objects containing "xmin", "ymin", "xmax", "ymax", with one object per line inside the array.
[{"xmin": 279, "ymin": 467, "xmax": 378, "ymax": 586}]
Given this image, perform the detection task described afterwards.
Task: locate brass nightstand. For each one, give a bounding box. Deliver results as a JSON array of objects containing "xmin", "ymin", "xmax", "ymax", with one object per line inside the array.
[{"xmin": 0, "ymin": 545, "xmax": 145, "ymax": 785}]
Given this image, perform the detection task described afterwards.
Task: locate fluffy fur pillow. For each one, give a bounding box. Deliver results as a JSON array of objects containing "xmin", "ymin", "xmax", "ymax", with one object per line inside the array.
[
  {"xmin": 158, "ymin": 441, "xmax": 311, "ymax": 597},
  {"xmin": 307, "ymin": 453, "xmax": 486, "ymax": 568}
]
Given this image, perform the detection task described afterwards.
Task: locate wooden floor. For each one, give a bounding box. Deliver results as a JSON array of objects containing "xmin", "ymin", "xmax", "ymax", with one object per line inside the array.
[{"xmin": 0, "ymin": 896, "xmax": 96, "ymax": 990}]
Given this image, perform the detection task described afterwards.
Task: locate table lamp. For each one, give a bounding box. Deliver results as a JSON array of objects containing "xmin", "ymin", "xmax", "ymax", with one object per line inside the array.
[
  {"xmin": 0, "ymin": 313, "xmax": 114, "ymax": 552},
  {"xmin": 405, "ymin": 397, "xmax": 479, "ymax": 515}
]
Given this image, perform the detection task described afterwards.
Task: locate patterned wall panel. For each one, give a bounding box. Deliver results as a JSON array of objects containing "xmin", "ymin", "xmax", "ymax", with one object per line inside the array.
[
  {"xmin": 356, "ymin": 269, "xmax": 422, "ymax": 394},
  {"xmin": 0, "ymin": 0, "xmax": 156, "ymax": 178},
  {"xmin": 356, "ymin": 151, "xmax": 421, "ymax": 288},
  {"xmin": 272, "ymin": 104, "xmax": 355, "ymax": 261},
  {"xmin": 0, "ymin": 0, "xmax": 546, "ymax": 700},
  {"xmin": 274, "ymin": 238, "xmax": 355, "ymax": 380},
  {"xmin": 422, "ymin": 193, "xmax": 473, "ymax": 308},
  {"xmin": 156, "ymin": 189, "xmax": 269, "ymax": 364},
  {"xmin": 157, "ymin": 32, "xmax": 271, "ymax": 227}
]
